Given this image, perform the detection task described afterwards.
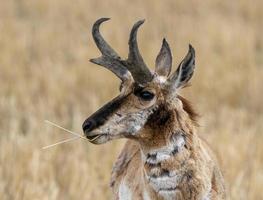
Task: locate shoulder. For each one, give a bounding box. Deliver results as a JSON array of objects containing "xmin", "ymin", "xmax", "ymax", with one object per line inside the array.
[{"xmin": 110, "ymin": 140, "xmax": 140, "ymax": 189}]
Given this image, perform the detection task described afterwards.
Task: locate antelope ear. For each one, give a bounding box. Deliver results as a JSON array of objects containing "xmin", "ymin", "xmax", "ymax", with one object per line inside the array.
[
  {"xmin": 167, "ymin": 44, "xmax": 195, "ymax": 89},
  {"xmin": 155, "ymin": 38, "xmax": 172, "ymax": 77}
]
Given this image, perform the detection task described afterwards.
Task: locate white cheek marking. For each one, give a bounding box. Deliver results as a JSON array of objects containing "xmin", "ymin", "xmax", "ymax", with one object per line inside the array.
[
  {"xmin": 132, "ymin": 124, "xmax": 143, "ymax": 134},
  {"xmin": 118, "ymin": 180, "xmax": 132, "ymax": 200},
  {"xmin": 121, "ymin": 110, "xmax": 151, "ymax": 135}
]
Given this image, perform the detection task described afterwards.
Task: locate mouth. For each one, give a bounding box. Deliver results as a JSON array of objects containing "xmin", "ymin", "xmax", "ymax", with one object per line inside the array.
[
  {"xmin": 86, "ymin": 134, "xmax": 101, "ymax": 141},
  {"xmin": 85, "ymin": 133, "xmax": 109, "ymax": 144}
]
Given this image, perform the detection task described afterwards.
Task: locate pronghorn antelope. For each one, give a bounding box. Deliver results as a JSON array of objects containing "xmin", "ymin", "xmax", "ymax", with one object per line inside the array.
[{"xmin": 82, "ymin": 18, "xmax": 226, "ymax": 200}]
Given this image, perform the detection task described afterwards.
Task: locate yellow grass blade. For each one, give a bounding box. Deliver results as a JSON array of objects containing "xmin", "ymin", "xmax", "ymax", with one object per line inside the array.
[{"xmin": 42, "ymin": 136, "xmax": 80, "ymax": 149}]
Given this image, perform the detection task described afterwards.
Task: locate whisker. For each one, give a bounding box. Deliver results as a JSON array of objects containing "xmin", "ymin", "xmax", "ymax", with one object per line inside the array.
[{"xmin": 42, "ymin": 136, "xmax": 80, "ymax": 150}]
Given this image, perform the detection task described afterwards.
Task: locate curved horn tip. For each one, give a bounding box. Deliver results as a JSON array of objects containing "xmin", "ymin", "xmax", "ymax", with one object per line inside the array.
[
  {"xmin": 94, "ymin": 18, "xmax": 111, "ymax": 25},
  {"xmin": 93, "ymin": 17, "xmax": 110, "ymax": 30},
  {"xmin": 129, "ymin": 19, "xmax": 146, "ymax": 46},
  {"xmin": 162, "ymin": 38, "xmax": 169, "ymax": 47},
  {"xmin": 133, "ymin": 19, "xmax": 145, "ymax": 28},
  {"xmin": 188, "ymin": 44, "xmax": 195, "ymax": 55},
  {"xmin": 137, "ymin": 19, "xmax": 145, "ymax": 24},
  {"xmin": 92, "ymin": 18, "xmax": 120, "ymax": 58},
  {"xmin": 129, "ymin": 19, "xmax": 146, "ymax": 44},
  {"xmin": 92, "ymin": 18, "xmax": 111, "ymax": 34}
]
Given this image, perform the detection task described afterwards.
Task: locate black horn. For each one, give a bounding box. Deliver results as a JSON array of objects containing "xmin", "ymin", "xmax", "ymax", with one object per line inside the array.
[
  {"xmin": 90, "ymin": 18, "xmax": 132, "ymax": 82},
  {"xmin": 126, "ymin": 20, "xmax": 152, "ymax": 84},
  {"xmin": 90, "ymin": 18, "xmax": 153, "ymax": 84},
  {"xmin": 92, "ymin": 18, "xmax": 120, "ymax": 59}
]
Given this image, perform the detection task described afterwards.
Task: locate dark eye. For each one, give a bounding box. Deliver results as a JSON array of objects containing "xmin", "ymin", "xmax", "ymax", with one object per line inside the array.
[{"xmin": 138, "ymin": 91, "xmax": 155, "ymax": 101}]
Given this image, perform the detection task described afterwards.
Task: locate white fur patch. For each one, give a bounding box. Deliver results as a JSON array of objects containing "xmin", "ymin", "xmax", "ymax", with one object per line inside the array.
[
  {"xmin": 143, "ymin": 190, "xmax": 151, "ymax": 200},
  {"xmin": 202, "ymin": 185, "xmax": 212, "ymax": 200},
  {"xmin": 118, "ymin": 180, "xmax": 132, "ymax": 200},
  {"xmin": 144, "ymin": 134, "xmax": 185, "ymax": 164},
  {"xmin": 147, "ymin": 172, "xmax": 180, "ymax": 192},
  {"xmin": 140, "ymin": 133, "xmax": 186, "ymax": 199},
  {"xmin": 156, "ymin": 76, "xmax": 167, "ymax": 84},
  {"xmin": 148, "ymin": 167, "xmax": 161, "ymax": 176},
  {"xmin": 203, "ymin": 196, "xmax": 211, "ymax": 200},
  {"xmin": 159, "ymin": 190, "xmax": 178, "ymax": 200}
]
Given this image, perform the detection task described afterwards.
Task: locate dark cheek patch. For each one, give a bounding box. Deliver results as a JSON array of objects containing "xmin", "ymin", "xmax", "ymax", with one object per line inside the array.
[{"xmin": 146, "ymin": 104, "xmax": 171, "ymax": 129}]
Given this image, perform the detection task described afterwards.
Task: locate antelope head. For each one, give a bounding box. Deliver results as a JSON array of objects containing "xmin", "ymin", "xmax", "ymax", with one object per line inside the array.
[{"xmin": 82, "ymin": 18, "xmax": 195, "ymax": 145}]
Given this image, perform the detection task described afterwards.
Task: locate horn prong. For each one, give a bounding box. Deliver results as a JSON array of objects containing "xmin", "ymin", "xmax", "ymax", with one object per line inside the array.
[{"xmin": 90, "ymin": 57, "xmax": 133, "ymax": 82}]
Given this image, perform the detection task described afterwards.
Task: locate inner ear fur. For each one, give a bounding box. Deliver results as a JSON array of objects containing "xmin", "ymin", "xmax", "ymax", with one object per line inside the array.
[
  {"xmin": 167, "ymin": 44, "xmax": 195, "ymax": 89},
  {"xmin": 155, "ymin": 38, "xmax": 172, "ymax": 77}
]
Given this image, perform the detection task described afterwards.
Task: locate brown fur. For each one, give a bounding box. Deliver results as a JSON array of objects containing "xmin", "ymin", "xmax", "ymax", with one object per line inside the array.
[
  {"xmin": 84, "ymin": 20, "xmax": 226, "ymax": 199},
  {"xmin": 177, "ymin": 95, "xmax": 199, "ymax": 124},
  {"xmin": 110, "ymin": 97, "xmax": 226, "ymax": 199}
]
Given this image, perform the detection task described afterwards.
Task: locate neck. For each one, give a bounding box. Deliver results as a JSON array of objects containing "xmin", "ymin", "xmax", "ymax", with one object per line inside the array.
[
  {"xmin": 138, "ymin": 105, "xmax": 196, "ymax": 198},
  {"xmin": 139, "ymin": 132, "xmax": 192, "ymax": 198},
  {"xmin": 140, "ymin": 130, "xmax": 186, "ymax": 164},
  {"xmin": 142, "ymin": 132, "xmax": 193, "ymax": 199}
]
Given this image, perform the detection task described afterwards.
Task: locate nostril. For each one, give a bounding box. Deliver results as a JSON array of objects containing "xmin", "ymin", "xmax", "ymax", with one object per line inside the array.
[{"xmin": 82, "ymin": 120, "xmax": 94, "ymax": 132}]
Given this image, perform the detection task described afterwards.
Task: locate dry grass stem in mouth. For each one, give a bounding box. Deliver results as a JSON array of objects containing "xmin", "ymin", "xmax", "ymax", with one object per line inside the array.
[
  {"xmin": 42, "ymin": 120, "xmax": 101, "ymax": 149},
  {"xmin": 44, "ymin": 120, "xmax": 86, "ymax": 139},
  {"xmin": 42, "ymin": 136, "xmax": 80, "ymax": 149}
]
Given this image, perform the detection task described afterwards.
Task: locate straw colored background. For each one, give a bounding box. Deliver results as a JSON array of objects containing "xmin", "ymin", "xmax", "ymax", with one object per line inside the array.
[{"xmin": 0, "ymin": 0, "xmax": 262, "ymax": 199}]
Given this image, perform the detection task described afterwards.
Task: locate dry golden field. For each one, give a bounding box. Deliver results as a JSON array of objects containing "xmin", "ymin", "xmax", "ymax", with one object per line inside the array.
[{"xmin": 0, "ymin": 0, "xmax": 263, "ymax": 199}]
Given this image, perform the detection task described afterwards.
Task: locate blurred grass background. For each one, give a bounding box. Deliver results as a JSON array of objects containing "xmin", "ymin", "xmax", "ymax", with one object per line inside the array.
[{"xmin": 0, "ymin": 0, "xmax": 263, "ymax": 199}]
